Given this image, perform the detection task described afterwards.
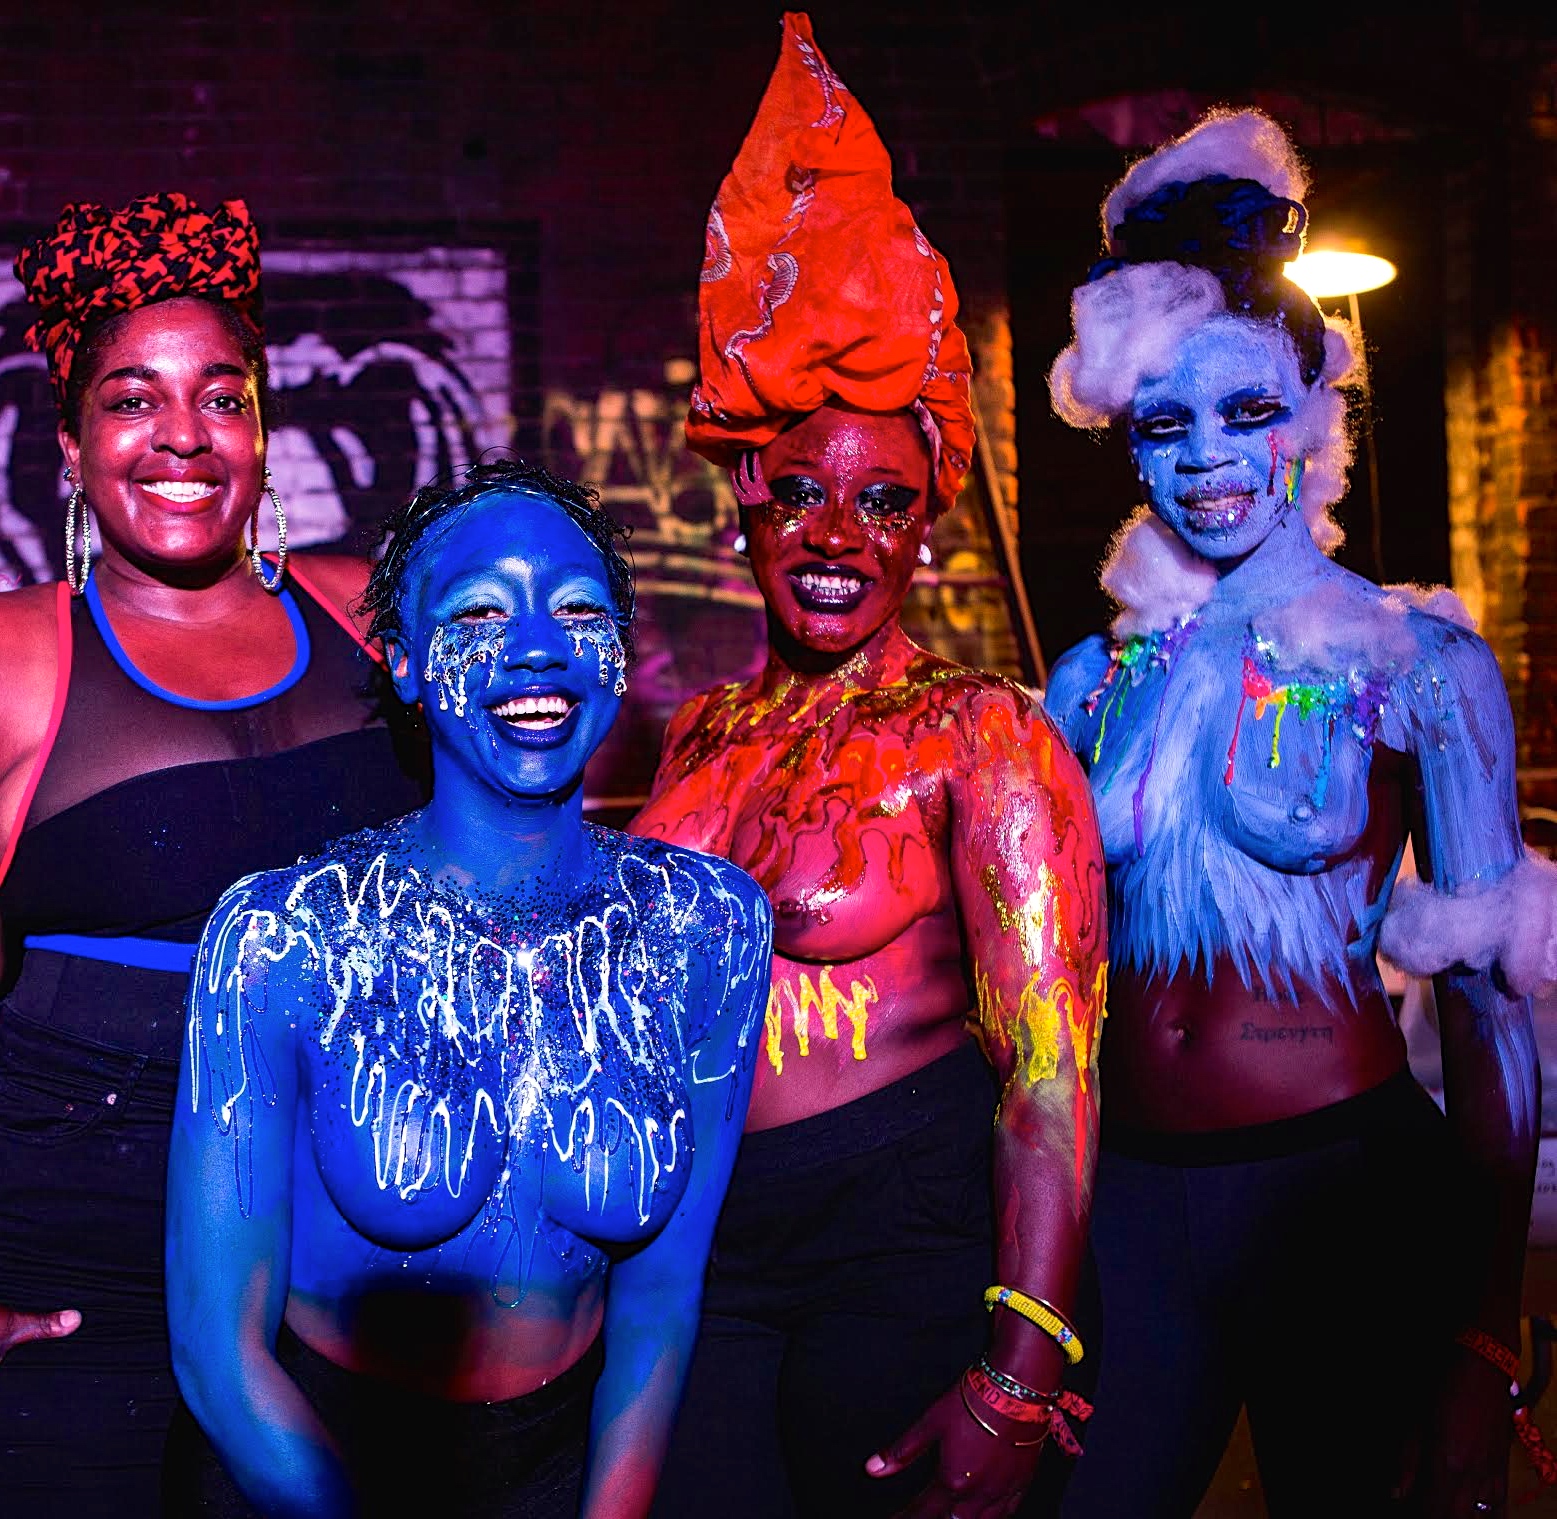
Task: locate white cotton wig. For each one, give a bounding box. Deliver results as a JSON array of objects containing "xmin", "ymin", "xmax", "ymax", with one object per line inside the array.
[{"xmin": 1049, "ymin": 108, "xmax": 1360, "ymax": 560}]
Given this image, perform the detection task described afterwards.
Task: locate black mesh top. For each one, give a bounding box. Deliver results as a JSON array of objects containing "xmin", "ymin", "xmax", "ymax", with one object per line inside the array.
[{"xmin": 0, "ymin": 566, "xmax": 429, "ymax": 1059}]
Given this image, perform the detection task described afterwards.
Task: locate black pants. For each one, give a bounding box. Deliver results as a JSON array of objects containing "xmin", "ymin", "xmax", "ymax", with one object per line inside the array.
[
  {"xmin": 162, "ymin": 1329, "xmax": 601, "ymax": 1518},
  {"xmin": 0, "ymin": 1007, "xmax": 181, "ymax": 1518},
  {"xmin": 653, "ymin": 1040, "xmax": 1089, "ymax": 1519},
  {"xmin": 1062, "ymin": 1071, "xmax": 1467, "ymax": 1519}
]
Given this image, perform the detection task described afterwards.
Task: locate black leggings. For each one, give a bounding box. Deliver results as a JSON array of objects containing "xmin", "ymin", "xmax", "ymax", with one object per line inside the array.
[
  {"xmin": 652, "ymin": 1040, "xmax": 1091, "ymax": 1519},
  {"xmin": 162, "ymin": 1330, "xmax": 601, "ymax": 1518},
  {"xmin": 1062, "ymin": 1071, "xmax": 1469, "ymax": 1519}
]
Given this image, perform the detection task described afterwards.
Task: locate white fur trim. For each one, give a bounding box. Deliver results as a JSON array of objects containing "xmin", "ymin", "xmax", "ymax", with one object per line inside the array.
[
  {"xmin": 1380, "ymin": 582, "xmax": 1477, "ymax": 631},
  {"xmin": 1049, "ymin": 263, "xmax": 1225, "ymax": 429},
  {"xmin": 1099, "ymin": 507, "xmax": 1218, "ymax": 636},
  {"xmin": 1380, "ymin": 852, "xmax": 1557, "ymax": 998},
  {"xmin": 1102, "ymin": 107, "xmax": 1309, "ymax": 244}
]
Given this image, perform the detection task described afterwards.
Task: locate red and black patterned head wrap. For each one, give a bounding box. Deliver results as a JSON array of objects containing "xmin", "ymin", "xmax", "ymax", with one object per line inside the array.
[{"xmin": 14, "ymin": 192, "xmax": 263, "ymax": 416}]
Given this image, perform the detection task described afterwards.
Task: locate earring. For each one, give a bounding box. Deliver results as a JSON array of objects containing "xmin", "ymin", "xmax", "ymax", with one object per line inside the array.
[
  {"xmin": 732, "ymin": 533, "xmax": 748, "ymax": 556},
  {"xmin": 917, "ymin": 541, "xmax": 933, "ymax": 566},
  {"xmin": 249, "ymin": 468, "xmax": 288, "ymax": 593},
  {"xmin": 62, "ymin": 466, "xmax": 91, "ymax": 594},
  {"xmin": 1284, "ymin": 456, "xmax": 1305, "ymax": 509}
]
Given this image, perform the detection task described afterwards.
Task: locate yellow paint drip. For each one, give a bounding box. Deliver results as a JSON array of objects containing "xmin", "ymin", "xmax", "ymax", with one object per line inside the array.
[
  {"xmin": 975, "ymin": 966, "xmax": 1059, "ymax": 1085},
  {"xmin": 979, "ymin": 863, "xmax": 1054, "ymax": 968},
  {"xmin": 1065, "ymin": 963, "xmax": 1109, "ymax": 1094},
  {"xmin": 975, "ymin": 960, "xmax": 1108, "ymax": 1091},
  {"xmin": 763, "ymin": 967, "xmax": 879, "ymax": 1073},
  {"xmin": 1253, "ymin": 688, "xmax": 1289, "ymax": 770}
]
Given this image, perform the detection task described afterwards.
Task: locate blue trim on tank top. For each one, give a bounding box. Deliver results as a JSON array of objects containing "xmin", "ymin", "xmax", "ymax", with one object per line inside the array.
[
  {"xmin": 84, "ymin": 575, "xmax": 311, "ymax": 711},
  {"xmin": 23, "ymin": 932, "xmax": 195, "ymax": 974}
]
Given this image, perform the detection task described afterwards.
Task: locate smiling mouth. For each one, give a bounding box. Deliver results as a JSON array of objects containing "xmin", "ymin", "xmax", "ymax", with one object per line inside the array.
[
  {"xmin": 137, "ymin": 480, "xmax": 220, "ymax": 505},
  {"xmin": 490, "ymin": 693, "xmax": 578, "ymax": 730},
  {"xmin": 789, "ymin": 565, "xmax": 871, "ymax": 612},
  {"xmin": 1177, "ymin": 489, "xmax": 1255, "ymax": 533}
]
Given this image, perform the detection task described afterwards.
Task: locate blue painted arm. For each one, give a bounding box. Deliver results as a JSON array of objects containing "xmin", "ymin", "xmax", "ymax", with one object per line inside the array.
[
  {"xmin": 166, "ymin": 878, "xmax": 354, "ymax": 1518},
  {"xmin": 579, "ymin": 868, "xmax": 772, "ymax": 1519},
  {"xmin": 1403, "ymin": 622, "xmax": 1537, "ymax": 1342}
]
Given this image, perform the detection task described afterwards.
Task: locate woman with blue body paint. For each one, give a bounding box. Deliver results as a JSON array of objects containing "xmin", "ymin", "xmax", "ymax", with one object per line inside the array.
[
  {"xmin": 162, "ymin": 460, "xmax": 773, "ymax": 1518},
  {"xmin": 1044, "ymin": 111, "xmax": 1550, "ymax": 1518}
]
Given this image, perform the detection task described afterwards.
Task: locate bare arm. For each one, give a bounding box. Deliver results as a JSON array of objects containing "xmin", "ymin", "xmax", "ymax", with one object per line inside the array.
[{"xmin": 869, "ymin": 686, "xmax": 1108, "ymax": 1515}]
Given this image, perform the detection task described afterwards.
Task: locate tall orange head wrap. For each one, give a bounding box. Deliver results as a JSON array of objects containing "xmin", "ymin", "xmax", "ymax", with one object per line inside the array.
[{"xmin": 686, "ymin": 12, "xmax": 975, "ymax": 514}]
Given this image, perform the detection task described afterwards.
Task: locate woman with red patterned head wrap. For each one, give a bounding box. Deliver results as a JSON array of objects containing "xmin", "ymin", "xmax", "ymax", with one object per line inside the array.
[
  {"xmin": 632, "ymin": 15, "xmax": 1105, "ymax": 1518},
  {"xmin": 0, "ymin": 194, "xmax": 426, "ymax": 1513}
]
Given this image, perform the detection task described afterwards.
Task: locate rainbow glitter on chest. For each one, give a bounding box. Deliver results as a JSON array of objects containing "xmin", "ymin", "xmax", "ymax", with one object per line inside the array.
[
  {"xmin": 1075, "ymin": 615, "xmax": 1408, "ymax": 1000},
  {"xmin": 1085, "ymin": 620, "xmax": 1389, "ymax": 819},
  {"xmin": 185, "ymin": 823, "xmax": 766, "ymax": 1296}
]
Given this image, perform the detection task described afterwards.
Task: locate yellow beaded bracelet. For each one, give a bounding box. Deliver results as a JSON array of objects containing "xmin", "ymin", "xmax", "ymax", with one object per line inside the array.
[{"xmin": 983, "ymin": 1285, "xmax": 1085, "ymax": 1365}]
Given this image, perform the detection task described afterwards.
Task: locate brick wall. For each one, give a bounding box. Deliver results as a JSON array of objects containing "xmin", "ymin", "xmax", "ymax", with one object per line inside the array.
[
  {"xmin": 1445, "ymin": 48, "xmax": 1557, "ymax": 811},
  {"xmin": 1, "ymin": 0, "xmax": 1553, "ymax": 800},
  {"xmin": 0, "ymin": 0, "xmax": 1023, "ymax": 806}
]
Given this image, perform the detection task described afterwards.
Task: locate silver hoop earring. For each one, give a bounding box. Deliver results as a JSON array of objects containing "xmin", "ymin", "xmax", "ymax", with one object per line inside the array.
[
  {"xmin": 249, "ymin": 468, "xmax": 287, "ymax": 593},
  {"xmin": 63, "ymin": 469, "xmax": 91, "ymax": 594},
  {"xmin": 917, "ymin": 541, "xmax": 933, "ymax": 566},
  {"xmin": 732, "ymin": 533, "xmax": 748, "ymax": 556}
]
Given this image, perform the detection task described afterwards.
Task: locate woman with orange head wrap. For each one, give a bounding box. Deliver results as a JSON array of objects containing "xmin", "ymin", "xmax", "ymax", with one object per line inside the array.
[{"xmin": 632, "ymin": 16, "xmax": 1106, "ymax": 1517}]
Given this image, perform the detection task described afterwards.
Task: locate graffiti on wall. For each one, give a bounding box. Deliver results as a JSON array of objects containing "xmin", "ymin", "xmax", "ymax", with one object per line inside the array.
[{"xmin": 0, "ymin": 245, "xmax": 514, "ymax": 589}]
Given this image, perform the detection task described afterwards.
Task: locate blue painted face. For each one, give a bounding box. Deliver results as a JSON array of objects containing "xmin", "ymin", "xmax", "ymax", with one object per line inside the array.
[
  {"xmin": 1129, "ymin": 317, "xmax": 1308, "ymax": 564},
  {"xmin": 391, "ymin": 491, "xmax": 627, "ymax": 802}
]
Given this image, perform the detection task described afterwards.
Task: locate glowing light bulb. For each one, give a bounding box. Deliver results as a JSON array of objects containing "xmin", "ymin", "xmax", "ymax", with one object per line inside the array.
[{"xmin": 1284, "ymin": 250, "xmax": 1397, "ymax": 299}]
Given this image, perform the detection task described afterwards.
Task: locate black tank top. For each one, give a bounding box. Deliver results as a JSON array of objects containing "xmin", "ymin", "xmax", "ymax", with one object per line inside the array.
[{"xmin": 0, "ymin": 565, "xmax": 429, "ymax": 1061}]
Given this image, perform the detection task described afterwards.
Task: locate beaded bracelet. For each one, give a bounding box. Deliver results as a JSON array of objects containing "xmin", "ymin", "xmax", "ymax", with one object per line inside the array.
[
  {"xmin": 983, "ymin": 1285, "xmax": 1085, "ymax": 1365},
  {"xmin": 976, "ymin": 1355, "xmax": 1051, "ymax": 1404},
  {"xmin": 1456, "ymin": 1328, "xmax": 1520, "ymax": 1386}
]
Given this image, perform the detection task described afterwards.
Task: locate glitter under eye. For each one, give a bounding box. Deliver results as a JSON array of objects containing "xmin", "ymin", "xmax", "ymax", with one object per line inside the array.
[{"xmin": 422, "ymin": 620, "xmax": 506, "ymax": 718}]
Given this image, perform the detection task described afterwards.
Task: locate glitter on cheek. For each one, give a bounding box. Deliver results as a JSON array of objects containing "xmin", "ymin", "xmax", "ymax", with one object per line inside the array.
[
  {"xmin": 422, "ymin": 620, "xmax": 508, "ymax": 720},
  {"xmin": 564, "ymin": 616, "xmax": 629, "ymax": 698}
]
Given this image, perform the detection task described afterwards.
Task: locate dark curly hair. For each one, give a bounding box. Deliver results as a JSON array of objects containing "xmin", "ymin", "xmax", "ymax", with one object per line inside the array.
[{"xmin": 359, "ymin": 456, "xmax": 636, "ymax": 662}]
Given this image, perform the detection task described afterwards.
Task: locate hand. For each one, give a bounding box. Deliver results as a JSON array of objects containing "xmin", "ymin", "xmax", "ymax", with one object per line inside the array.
[
  {"xmin": 0, "ymin": 1304, "xmax": 80, "ymax": 1363},
  {"xmin": 1410, "ymin": 1346, "xmax": 1513, "ymax": 1518},
  {"xmin": 866, "ymin": 1378, "xmax": 1044, "ymax": 1519}
]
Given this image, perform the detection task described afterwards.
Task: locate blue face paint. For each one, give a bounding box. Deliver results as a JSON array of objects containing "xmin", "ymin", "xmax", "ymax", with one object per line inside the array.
[
  {"xmin": 1130, "ymin": 318, "xmax": 1305, "ymax": 563},
  {"xmin": 397, "ymin": 492, "xmax": 627, "ymax": 804}
]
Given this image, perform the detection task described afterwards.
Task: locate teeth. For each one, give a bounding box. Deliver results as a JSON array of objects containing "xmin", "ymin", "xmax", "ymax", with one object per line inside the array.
[
  {"xmin": 797, "ymin": 571, "xmax": 864, "ymax": 600},
  {"xmin": 492, "ymin": 694, "xmax": 573, "ymax": 720},
  {"xmin": 140, "ymin": 480, "xmax": 219, "ymax": 502}
]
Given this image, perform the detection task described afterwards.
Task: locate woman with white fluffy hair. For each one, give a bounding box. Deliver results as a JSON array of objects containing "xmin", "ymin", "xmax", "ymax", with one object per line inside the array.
[{"xmin": 1045, "ymin": 108, "xmax": 1551, "ymax": 1518}]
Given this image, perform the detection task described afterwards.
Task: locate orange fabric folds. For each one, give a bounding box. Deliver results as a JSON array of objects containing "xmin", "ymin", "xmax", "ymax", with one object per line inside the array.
[{"xmin": 686, "ymin": 12, "xmax": 975, "ymax": 511}]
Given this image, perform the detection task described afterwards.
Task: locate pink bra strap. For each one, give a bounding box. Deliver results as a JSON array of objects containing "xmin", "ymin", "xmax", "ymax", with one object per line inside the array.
[
  {"xmin": 281, "ymin": 558, "xmax": 385, "ymax": 668},
  {"xmin": 0, "ymin": 581, "xmax": 74, "ymax": 890}
]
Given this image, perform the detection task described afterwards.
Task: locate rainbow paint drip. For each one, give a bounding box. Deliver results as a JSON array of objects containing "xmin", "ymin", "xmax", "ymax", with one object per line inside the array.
[
  {"xmin": 1083, "ymin": 618, "xmax": 1197, "ymax": 853},
  {"xmin": 1226, "ymin": 632, "xmax": 1389, "ymax": 800}
]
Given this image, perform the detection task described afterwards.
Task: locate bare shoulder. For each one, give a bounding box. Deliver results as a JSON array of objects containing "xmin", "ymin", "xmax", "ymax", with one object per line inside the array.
[
  {"xmin": 0, "ymin": 584, "xmax": 67, "ymax": 781},
  {"xmin": 660, "ymin": 679, "xmax": 748, "ymax": 755},
  {"xmin": 902, "ymin": 647, "xmax": 1043, "ymax": 729},
  {"xmin": 289, "ymin": 552, "xmax": 373, "ymax": 631}
]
